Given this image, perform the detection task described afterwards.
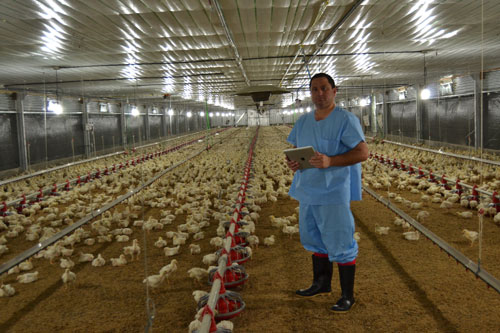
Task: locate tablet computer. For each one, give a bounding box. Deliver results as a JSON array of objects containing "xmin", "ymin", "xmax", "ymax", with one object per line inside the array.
[{"xmin": 284, "ymin": 146, "xmax": 316, "ymax": 170}]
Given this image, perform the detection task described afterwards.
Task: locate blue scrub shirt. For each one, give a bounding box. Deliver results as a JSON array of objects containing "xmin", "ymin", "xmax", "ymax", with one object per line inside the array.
[{"xmin": 287, "ymin": 107, "xmax": 365, "ymax": 205}]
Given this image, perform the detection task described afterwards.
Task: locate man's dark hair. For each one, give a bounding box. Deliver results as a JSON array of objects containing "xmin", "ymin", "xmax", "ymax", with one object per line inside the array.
[{"xmin": 310, "ymin": 73, "xmax": 336, "ymax": 89}]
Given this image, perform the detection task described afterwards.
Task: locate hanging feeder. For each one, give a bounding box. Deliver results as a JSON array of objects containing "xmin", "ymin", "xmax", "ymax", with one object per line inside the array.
[
  {"xmin": 35, "ymin": 188, "xmax": 44, "ymax": 202},
  {"xmin": 489, "ymin": 191, "xmax": 500, "ymax": 213},
  {"xmin": 216, "ymin": 245, "xmax": 251, "ymax": 265},
  {"xmin": 200, "ymin": 271, "xmax": 246, "ymax": 321},
  {"xmin": 16, "ymin": 194, "xmax": 29, "ymax": 214},
  {"xmin": 452, "ymin": 179, "xmax": 463, "ymax": 196},
  {"xmin": 208, "ymin": 258, "xmax": 249, "ymax": 289},
  {"xmin": 440, "ymin": 174, "xmax": 450, "ymax": 190},
  {"xmin": 467, "ymin": 185, "xmax": 480, "ymax": 202},
  {"xmin": 0, "ymin": 201, "xmax": 11, "ymax": 217}
]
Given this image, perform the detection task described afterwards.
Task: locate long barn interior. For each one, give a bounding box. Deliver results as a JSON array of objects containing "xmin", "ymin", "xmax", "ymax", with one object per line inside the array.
[{"xmin": 1, "ymin": 1, "xmax": 499, "ymax": 332}]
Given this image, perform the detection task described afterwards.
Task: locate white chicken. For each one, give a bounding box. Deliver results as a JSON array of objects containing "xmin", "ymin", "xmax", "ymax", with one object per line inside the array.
[
  {"xmin": 0, "ymin": 284, "xmax": 15, "ymax": 297},
  {"xmin": 494, "ymin": 213, "xmax": 500, "ymax": 224},
  {"xmin": 110, "ymin": 254, "xmax": 128, "ymax": 266},
  {"xmin": 192, "ymin": 290, "xmax": 208, "ymax": 303},
  {"xmin": 416, "ymin": 211, "xmax": 430, "ymax": 222},
  {"xmin": 202, "ymin": 253, "xmax": 218, "ymax": 266},
  {"xmin": 61, "ymin": 268, "xmax": 76, "ymax": 285},
  {"xmin": 19, "ymin": 258, "xmax": 33, "ymax": 271},
  {"xmin": 246, "ymin": 235, "xmax": 259, "ymax": 249},
  {"xmin": 375, "ymin": 226, "xmax": 390, "ymax": 235},
  {"xmin": 92, "ymin": 254, "xmax": 106, "ymax": 267},
  {"xmin": 189, "ymin": 243, "xmax": 201, "ymax": 254},
  {"xmin": 60, "ymin": 258, "xmax": 75, "ymax": 269},
  {"xmin": 143, "ymin": 271, "xmax": 167, "ymax": 288},
  {"xmin": 282, "ymin": 224, "xmax": 299, "ymax": 238},
  {"xmin": 456, "ymin": 211, "xmax": 473, "ymax": 219},
  {"xmin": 462, "ymin": 229, "xmax": 478, "ymax": 247},
  {"xmin": 17, "ymin": 271, "xmax": 39, "ymax": 283},
  {"xmin": 263, "ymin": 235, "xmax": 275, "ymax": 246},
  {"xmin": 164, "ymin": 245, "xmax": 181, "ymax": 257},
  {"xmin": 187, "ymin": 267, "xmax": 209, "ymax": 285},
  {"xmin": 403, "ymin": 231, "xmax": 420, "ymax": 241},
  {"xmin": 209, "ymin": 236, "xmax": 224, "ymax": 248},
  {"xmin": 159, "ymin": 259, "xmax": 178, "ymax": 277},
  {"xmin": 78, "ymin": 252, "xmax": 94, "ymax": 263},
  {"xmin": 154, "ymin": 237, "xmax": 168, "ymax": 248},
  {"xmin": 123, "ymin": 239, "xmax": 141, "ymax": 260}
]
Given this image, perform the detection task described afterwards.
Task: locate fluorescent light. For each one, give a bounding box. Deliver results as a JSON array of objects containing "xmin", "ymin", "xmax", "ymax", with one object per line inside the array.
[
  {"xmin": 216, "ymin": 112, "xmax": 220, "ymax": 116},
  {"xmin": 199, "ymin": 111, "xmax": 204, "ymax": 116},
  {"xmin": 48, "ymin": 100, "xmax": 63, "ymax": 114},
  {"xmin": 421, "ymin": 88, "xmax": 430, "ymax": 100},
  {"xmin": 131, "ymin": 107, "xmax": 139, "ymax": 117},
  {"xmin": 209, "ymin": 112, "xmax": 213, "ymax": 117},
  {"xmin": 306, "ymin": 106, "xmax": 311, "ymax": 112},
  {"xmin": 186, "ymin": 111, "xmax": 192, "ymax": 118},
  {"xmin": 167, "ymin": 109, "xmax": 174, "ymax": 116}
]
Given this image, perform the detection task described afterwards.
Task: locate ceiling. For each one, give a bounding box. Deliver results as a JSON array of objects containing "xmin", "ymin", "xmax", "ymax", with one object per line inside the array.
[{"xmin": 0, "ymin": 0, "xmax": 499, "ymax": 111}]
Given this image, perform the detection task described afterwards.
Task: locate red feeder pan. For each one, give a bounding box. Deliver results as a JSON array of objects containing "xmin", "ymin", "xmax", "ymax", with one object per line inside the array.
[
  {"xmin": 216, "ymin": 245, "xmax": 252, "ymax": 265},
  {"xmin": 208, "ymin": 264, "xmax": 249, "ymax": 289},
  {"xmin": 1, "ymin": 201, "xmax": 11, "ymax": 216},
  {"xmin": 199, "ymin": 275, "xmax": 246, "ymax": 321}
]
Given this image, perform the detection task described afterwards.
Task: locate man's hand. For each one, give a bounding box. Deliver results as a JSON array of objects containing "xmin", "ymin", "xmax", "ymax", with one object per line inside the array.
[
  {"xmin": 309, "ymin": 151, "xmax": 331, "ymax": 169},
  {"xmin": 285, "ymin": 156, "xmax": 300, "ymax": 172}
]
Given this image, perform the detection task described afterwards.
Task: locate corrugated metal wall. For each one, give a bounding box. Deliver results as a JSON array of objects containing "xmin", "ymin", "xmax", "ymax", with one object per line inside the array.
[
  {"xmin": 422, "ymin": 97, "xmax": 474, "ymax": 146},
  {"xmin": 89, "ymin": 114, "xmax": 121, "ymax": 151},
  {"xmin": 387, "ymin": 102, "xmax": 417, "ymax": 139},
  {"xmin": 24, "ymin": 114, "xmax": 84, "ymax": 164},
  {"xmin": 149, "ymin": 115, "xmax": 163, "ymax": 140},
  {"xmin": 0, "ymin": 113, "xmax": 19, "ymax": 170},
  {"xmin": 485, "ymin": 92, "xmax": 500, "ymax": 150},
  {"xmin": 1, "ymin": 72, "xmax": 500, "ymax": 173}
]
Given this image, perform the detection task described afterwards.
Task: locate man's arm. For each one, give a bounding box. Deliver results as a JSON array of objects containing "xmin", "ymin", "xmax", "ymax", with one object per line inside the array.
[{"xmin": 309, "ymin": 141, "xmax": 369, "ymax": 168}]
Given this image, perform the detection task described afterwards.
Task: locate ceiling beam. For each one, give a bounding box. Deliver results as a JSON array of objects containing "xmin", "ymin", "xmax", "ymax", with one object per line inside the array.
[{"xmin": 212, "ymin": 0, "xmax": 251, "ymax": 86}]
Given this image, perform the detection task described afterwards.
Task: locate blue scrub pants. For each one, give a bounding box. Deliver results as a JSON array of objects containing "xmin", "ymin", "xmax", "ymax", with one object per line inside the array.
[{"xmin": 299, "ymin": 202, "xmax": 358, "ymax": 263}]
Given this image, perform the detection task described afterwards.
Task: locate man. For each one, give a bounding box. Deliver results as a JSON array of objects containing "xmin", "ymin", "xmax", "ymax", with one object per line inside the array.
[{"xmin": 286, "ymin": 73, "xmax": 368, "ymax": 312}]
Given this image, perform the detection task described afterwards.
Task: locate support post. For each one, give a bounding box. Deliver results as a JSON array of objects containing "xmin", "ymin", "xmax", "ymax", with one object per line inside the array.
[
  {"xmin": 162, "ymin": 107, "xmax": 168, "ymax": 138},
  {"xmin": 82, "ymin": 99, "xmax": 91, "ymax": 158},
  {"xmin": 15, "ymin": 93, "xmax": 28, "ymax": 171},
  {"xmin": 371, "ymin": 92, "xmax": 377, "ymax": 137},
  {"xmin": 120, "ymin": 102, "xmax": 126, "ymax": 149},
  {"xmin": 472, "ymin": 73, "xmax": 483, "ymax": 149},
  {"xmin": 383, "ymin": 92, "xmax": 388, "ymax": 138},
  {"xmin": 416, "ymin": 85, "xmax": 424, "ymax": 143},
  {"xmin": 145, "ymin": 105, "xmax": 151, "ymax": 142}
]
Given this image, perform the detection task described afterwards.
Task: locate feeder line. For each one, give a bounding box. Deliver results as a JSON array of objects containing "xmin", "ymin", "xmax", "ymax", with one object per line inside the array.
[
  {"xmin": 369, "ymin": 152, "xmax": 500, "ymax": 201},
  {"xmin": 0, "ymin": 129, "xmax": 213, "ymax": 187},
  {"xmin": 0, "ymin": 130, "xmax": 235, "ymax": 275},
  {"xmin": 363, "ymin": 186, "xmax": 500, "ymax": 294},
  {"xmin": 2, "ymin": 129, "xmax": 230, "ymax": 210},
  {"xmin": 367, "ymin": 137, "xmax": 500, "ymax": 167},
  {"xmin": 199, "ymin": 127, "xmax": 258, "ymax": 333}
]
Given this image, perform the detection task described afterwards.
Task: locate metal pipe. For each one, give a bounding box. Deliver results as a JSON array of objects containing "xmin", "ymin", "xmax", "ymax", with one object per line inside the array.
[
  {"xmin": 0, "ymin": 130, "xmax": 234, "ymax": 275},
  {"xmin": 279, "ymin": 0, "xmax": 330, "ymax": 87},
  {"xmin": 212, "ymin": 0, "xmax": 250, "ymax": 86},
  {"xmin": 286, "ymin": 0, "xmax": 365, "ymax": 85}
]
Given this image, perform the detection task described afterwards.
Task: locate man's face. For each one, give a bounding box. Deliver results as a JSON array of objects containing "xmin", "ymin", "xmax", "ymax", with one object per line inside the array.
[{"xmin": 310, "ymin": 77, "xmax": 337, "ymax": 110}]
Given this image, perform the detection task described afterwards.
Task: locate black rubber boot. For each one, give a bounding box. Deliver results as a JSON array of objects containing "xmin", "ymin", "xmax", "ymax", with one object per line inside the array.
[
  {"xmin": 296, "ymin": 255, "xmax": 333, "ymax": 297},
  {"xmin": 331, "ymin": 264, "xmax": 355, "ymax": 312}
]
